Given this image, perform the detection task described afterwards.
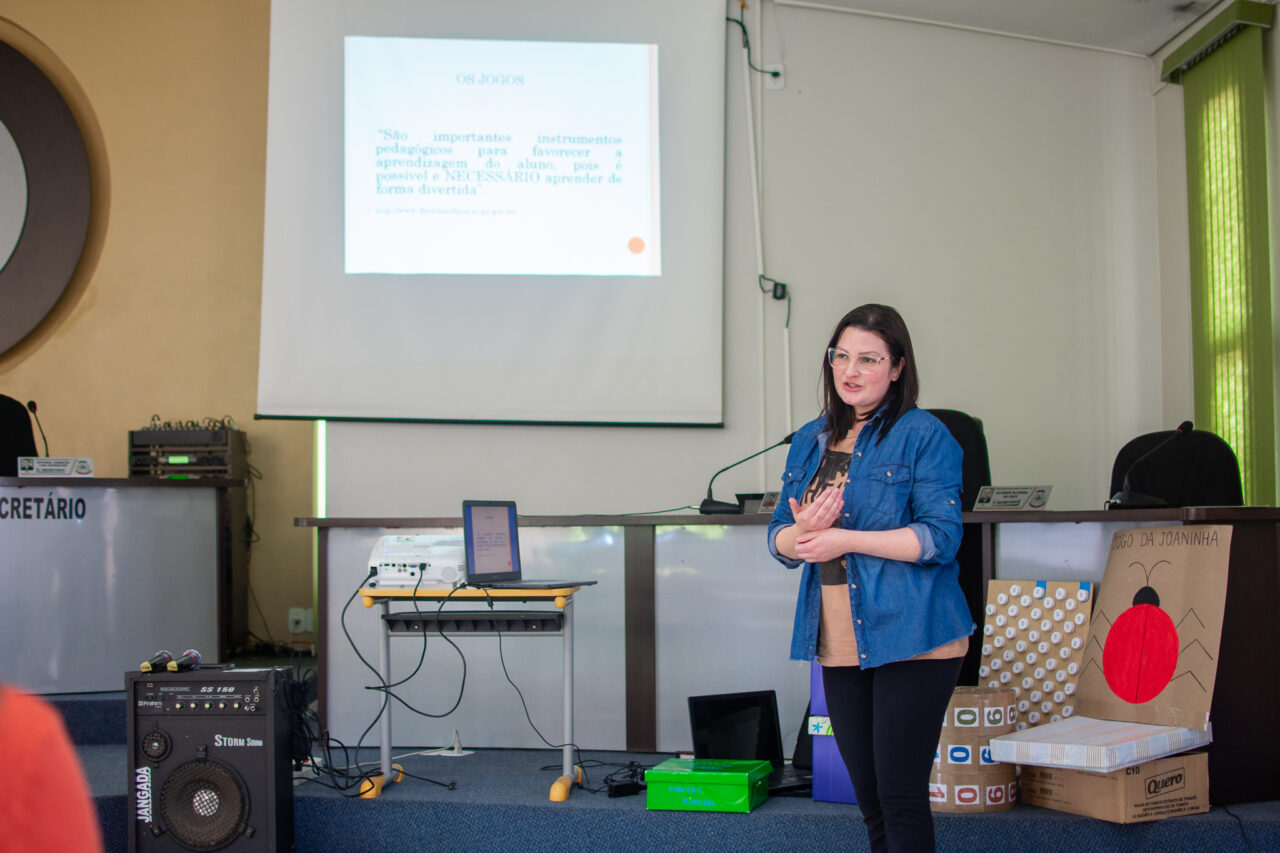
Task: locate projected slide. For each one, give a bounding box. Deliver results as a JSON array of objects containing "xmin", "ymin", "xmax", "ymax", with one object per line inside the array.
[{"xmin": 345, "ymin": 37, "xmax": 660, "ymax": 276}]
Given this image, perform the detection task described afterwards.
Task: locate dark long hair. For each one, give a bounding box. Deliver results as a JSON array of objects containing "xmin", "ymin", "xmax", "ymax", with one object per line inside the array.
[{"xmin": 821, "ymin": 303, "xmax": 920, "ymax": 444}]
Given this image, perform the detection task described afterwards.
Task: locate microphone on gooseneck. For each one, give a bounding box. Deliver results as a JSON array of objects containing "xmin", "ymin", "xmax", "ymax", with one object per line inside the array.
[
  {"xmin": 26, "ymin": 400, "xmax": 49, "ymax": 456},
  {"xmin": 699, "ymin": 431, "xmax": 797, "ymax": 515},
  {"xmin": 1107, "ymin": 420, "xmax": 1193, "ymax": 509}
]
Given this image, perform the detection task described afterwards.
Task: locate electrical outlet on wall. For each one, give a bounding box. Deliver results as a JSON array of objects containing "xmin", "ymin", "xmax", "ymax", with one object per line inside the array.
[
  {"xmin": 764, "ymin": 63, "xmax": 785, "ymax": 91},
  {"xmin": 288, "ymin": 607, "xmax": 306, "ymax": 634}
]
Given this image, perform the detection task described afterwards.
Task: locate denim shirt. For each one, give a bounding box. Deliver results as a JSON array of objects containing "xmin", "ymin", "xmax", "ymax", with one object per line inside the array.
[{"xmin": 767, "ymin": 407, "xmax": 975, "ymax": 667}]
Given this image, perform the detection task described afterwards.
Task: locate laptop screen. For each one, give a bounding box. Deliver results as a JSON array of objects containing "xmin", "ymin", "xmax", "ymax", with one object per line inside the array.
[
  {"xmin": 688, "ymin": 690, "xmax": 786, "ymax": 771},
  {"xmin": 462, "ymin": 500, "xmax": 521, "ymax": 584}
]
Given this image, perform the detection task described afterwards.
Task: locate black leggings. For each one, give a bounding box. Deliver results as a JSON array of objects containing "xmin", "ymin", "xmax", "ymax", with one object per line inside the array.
[{"xmin": 822, "ymin": 657, "xmax": 963, "ymax": 853}]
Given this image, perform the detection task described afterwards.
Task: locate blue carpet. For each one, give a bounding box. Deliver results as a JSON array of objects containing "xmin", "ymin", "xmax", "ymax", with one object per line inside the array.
[
  {"xmin": 76, "ymin": 745, "xmax": 1279, "ymax": 853},
  {"xmin": 54, "ymin": 690, "xmax": 127, "ymax": 745},
  {"xmin": 47, "ymin": 690, "xmax": 1280, "ymax": 852}
]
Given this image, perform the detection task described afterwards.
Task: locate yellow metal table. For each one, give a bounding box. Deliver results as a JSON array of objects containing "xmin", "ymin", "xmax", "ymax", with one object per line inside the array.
[{"xmin": 358, "ymin": 585, "xmax": 585, "ymax": 800}]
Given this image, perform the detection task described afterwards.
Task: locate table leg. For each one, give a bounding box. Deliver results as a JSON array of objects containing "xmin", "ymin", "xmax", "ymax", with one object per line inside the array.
[
  {"xmin": 361, "ymin": 598, "xmax": 397, "ymax": 798},
  {"xmin": 563, "ymin": 594, "xmax": 573, "ymax": 777},
  {"xmin": 379, "ymin": 598, "xmax": 392, "ymax": 782},
  {"xmin": 549, "ymin": 594, "xmax": 579, "ymax": 801}
]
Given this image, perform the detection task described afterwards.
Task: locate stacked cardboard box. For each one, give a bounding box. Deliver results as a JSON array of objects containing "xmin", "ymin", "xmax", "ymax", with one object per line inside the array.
[
  {"xmin": 930, "ymin": 686, "xmax": 1017, "ymax": 813},
  {"xmin": 1020, "ymin": 752, "xmax": 1209, "ymax": 823},
  {"xmin": 988, "ymin": 525, "xmax": 1231, "ymax": 823}
]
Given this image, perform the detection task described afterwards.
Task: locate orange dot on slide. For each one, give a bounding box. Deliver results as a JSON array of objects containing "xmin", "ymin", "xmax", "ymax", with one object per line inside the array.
[{"xmin": 627, "ymin": 237, "xmax": 645, "ymax": 254}]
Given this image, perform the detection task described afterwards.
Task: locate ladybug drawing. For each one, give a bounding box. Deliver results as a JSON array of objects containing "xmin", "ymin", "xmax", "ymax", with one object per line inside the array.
[{"xmin": 1102, "ymin": 560, "xmax": 1179, "ymax": 704}]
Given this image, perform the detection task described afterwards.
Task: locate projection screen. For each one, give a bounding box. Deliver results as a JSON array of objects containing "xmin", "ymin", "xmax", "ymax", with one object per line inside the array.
[{"xmin": 257, "ymin": 0, "xmax": 726, "ymax": 425}]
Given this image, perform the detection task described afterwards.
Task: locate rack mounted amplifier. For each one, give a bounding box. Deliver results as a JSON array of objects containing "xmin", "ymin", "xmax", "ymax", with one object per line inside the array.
[{"xmin": 129, "ymin": 428, "xmax": 247, "ymax": 480}]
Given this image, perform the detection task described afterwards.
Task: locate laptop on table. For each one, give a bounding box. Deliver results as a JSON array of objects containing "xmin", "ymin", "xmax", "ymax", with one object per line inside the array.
[
  {"xmin": 461, "ymin": 499, "xmax": 596, "ymax": 589},
  {"xmin": 688, "ymin": 689, "xmax": 812, "ymax": 796}
]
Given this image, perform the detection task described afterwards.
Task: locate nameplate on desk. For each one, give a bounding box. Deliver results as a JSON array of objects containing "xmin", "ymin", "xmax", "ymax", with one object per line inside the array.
[
  {"xmin": 737, "ymin": 491, "xmax": 780, "ymax": 514},
  {"xmin": 973, "ymin": 485, "xmax": 1051, "ymax": 511},
  {"xmin": 17, "ymin": 457, "xmax": 95, "ymax": 477}
]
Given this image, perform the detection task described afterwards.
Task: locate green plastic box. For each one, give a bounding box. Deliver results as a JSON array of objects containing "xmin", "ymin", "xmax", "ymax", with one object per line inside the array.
[{"xmin": 644, "ymin": 758, "xmax": 772, "ymax": 812}]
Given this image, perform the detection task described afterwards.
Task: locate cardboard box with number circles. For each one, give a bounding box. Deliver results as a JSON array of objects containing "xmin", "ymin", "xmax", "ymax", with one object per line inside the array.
[
  {"xmin": 1019, "ymin": 752, "xmax": 1209, "ymax": 823},
  {"xmin": 931, "ymin": 686, "xmax": 1017, "ymax": 813}
]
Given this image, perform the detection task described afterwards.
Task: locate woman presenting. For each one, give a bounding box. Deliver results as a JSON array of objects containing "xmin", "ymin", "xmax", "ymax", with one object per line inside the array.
[{"xmin": 768, "ymin": 303, "xmax": 973, "ymax": 853}]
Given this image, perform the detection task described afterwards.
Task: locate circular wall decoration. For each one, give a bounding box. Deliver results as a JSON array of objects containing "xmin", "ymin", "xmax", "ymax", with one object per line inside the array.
[
  {"xmin": 0, "ymin": 40, "xmax": 92, "ymax": 356},
  {"xmin": 0, "ymin": 120, "xmax": 26, "ymax": 270}
]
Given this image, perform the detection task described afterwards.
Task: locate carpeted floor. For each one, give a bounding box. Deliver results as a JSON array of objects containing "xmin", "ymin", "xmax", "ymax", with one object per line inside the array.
[
  {"xmin": 48, "ymin": 680, "xmax": 1280, "ymax": 853},
  {"xmin": 84, "ymin": 744, "xmax": 1280, "ymax": 852}
]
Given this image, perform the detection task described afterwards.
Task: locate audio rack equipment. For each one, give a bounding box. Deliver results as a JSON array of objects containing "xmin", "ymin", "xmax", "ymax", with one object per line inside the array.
[
  {"xmin": 127, "ymin": 667, "xmax": 294, "ymax": 853},
  {"xmin": 129, "ymin": 428, "xmax": 247, "ymax": 480}
]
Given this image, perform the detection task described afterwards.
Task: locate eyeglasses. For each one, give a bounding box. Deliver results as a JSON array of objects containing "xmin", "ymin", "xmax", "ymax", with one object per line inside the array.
[{"xmin": 827, "ymin": 348, "xmax": 890, "ymax": 372}]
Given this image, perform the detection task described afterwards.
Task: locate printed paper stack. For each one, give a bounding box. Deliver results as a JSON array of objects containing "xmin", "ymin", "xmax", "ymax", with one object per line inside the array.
[{"xmin": 988, "ymin": 714, "xmax": 1212, "ymax": 774}]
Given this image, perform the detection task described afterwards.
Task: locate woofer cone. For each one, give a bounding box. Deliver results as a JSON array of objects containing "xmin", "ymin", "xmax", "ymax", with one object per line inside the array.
[{"xmin": 157, "ymin": 758, "xmax": 249, "ymax": 850}]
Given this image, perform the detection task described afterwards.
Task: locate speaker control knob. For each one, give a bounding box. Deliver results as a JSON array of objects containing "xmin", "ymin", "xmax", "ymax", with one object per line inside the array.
[{"xmin": 141, "ymin": 730, "xmax": 171, "ymax": 761}]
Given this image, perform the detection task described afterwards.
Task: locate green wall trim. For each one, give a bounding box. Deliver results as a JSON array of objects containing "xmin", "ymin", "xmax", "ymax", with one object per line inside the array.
[{"xmin": 1162, "ymin": 0, "xmax": 1274, "ymax": 83}]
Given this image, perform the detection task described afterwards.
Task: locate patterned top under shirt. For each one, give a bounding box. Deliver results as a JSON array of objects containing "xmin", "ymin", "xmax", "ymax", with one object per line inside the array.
[{"xmin": 804, "ymin": 448, "xmax": 968, "ymax": 667}]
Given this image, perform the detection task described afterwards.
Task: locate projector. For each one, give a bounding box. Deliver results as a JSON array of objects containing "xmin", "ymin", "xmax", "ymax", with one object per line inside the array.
[{"xmin": 367, "ymin": 534, "xmax": 464, "ymax": 588}]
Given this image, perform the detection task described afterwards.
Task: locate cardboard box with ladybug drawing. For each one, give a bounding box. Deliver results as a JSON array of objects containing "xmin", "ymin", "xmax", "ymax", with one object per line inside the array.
[
  {"xmin": 1076, "ymin": 524, "xmax": 1231, "ymax": 729},
  {"xmin": 991, "ymin": 524, "xmax": 1230, "ymax": 796}
]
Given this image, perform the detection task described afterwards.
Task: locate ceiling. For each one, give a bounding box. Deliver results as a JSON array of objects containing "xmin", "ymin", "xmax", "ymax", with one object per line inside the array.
[{"xmin": 777, "ymin": 0, "xmax": 1233, "ymax": 56}]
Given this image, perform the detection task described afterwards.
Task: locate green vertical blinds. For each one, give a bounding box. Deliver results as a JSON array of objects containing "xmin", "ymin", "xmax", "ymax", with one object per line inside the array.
[{"xmin": 1181, "ymin": 23, "xmax": 1275, "ymax": 505}]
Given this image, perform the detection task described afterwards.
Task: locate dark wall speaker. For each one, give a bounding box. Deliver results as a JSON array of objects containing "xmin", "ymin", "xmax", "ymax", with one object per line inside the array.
[{"xmin": 126, "ymin": 668, "xmax": 294, "ymax": 852}]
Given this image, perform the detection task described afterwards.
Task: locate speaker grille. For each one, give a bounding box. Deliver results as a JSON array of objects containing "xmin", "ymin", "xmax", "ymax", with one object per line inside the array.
[{"xmin": 158, "ymin": 758, "xmax": 248, "ymax": 850}]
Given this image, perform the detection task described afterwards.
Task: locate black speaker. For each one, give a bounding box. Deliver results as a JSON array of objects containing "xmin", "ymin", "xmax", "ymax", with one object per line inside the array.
[{"xmin": 127, "ymin": 668, "xmax": 294, "ymax": 852}]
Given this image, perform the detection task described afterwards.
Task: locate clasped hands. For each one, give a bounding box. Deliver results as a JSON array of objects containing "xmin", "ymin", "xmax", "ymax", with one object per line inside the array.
[{"xmin": 789, "ymin": 486, "xmax": 852, "ymax": 563}]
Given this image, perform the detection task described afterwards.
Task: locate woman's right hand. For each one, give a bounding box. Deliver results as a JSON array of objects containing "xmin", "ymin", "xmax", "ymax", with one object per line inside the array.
[{"xmin": 790, "ymin": 486, "xmax": 843, "ymax": 534}]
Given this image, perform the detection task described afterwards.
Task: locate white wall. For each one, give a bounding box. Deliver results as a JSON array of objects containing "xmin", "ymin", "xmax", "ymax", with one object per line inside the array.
[{"xmin": 327, "ymin": 4, "xmax": 1169, "ymax": 517}]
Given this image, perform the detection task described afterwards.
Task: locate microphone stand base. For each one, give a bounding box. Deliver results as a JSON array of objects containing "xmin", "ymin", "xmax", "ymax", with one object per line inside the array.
[
  {"xmin": 699, "ymin": 499, "xmax": 743, "ymax": 515},
  {"xmin": 1107, "ymin": 491, "xmax": 1171, "ymax": 510}
]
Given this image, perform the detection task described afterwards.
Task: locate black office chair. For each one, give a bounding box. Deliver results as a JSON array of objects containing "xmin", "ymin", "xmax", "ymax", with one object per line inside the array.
[
  {"xmin": 1109, "ymin": 428, "xmax": 1243, "ymax": 508},
  {"xmin": 928, "ymin": 409, "xmax": 991, "ymax": 513},
  {"xmin": 927, "ymin": 408, "xmax": 991, "ymax": 687},
  {"xmin": 0, "ymin": 394, "xmax": 38, "ymax": 477}
]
